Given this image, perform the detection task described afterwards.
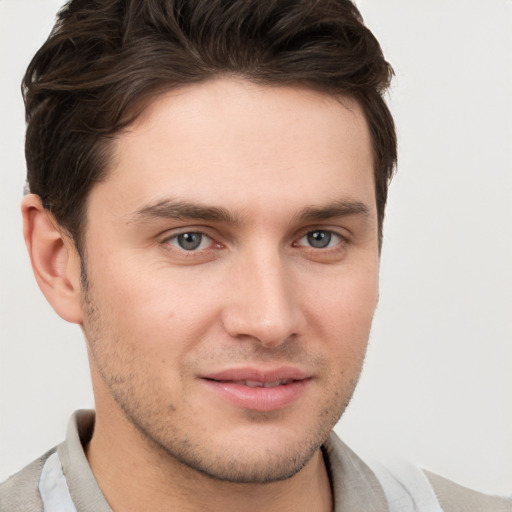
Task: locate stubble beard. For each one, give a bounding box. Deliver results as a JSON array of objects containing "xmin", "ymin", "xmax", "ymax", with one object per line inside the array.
[{"xmin": 80, "ymin": 270, "xmax": 364, "ymax": 485}]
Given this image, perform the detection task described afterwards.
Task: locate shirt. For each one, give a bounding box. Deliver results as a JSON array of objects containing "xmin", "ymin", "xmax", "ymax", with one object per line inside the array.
[{"xmin": 1, "ymin": 410, "xmax": 510, "ymax": 512}]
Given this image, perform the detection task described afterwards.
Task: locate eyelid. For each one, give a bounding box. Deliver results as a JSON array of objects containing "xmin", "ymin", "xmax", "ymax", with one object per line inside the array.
[
  {"xmin": 293, "ymin": 227, "xmax": 350, "ymax": 247},
  {"xmin": 169, "ymin": 232, "xmax": 211, "ymax": 250},
  {"xmin": 159, "ymin": 224, "xmax": 214, "ymax": 240},
  {"xmin": 160, "ymin": 227, "xmax": 220, "ymax": 251}
]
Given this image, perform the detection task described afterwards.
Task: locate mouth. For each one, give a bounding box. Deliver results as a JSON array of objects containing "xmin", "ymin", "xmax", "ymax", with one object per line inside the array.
[
  {"xmin": 209, "ymin": 378, "xmax": 295, "ymax": 388},
  {"xmin": 200, "ymin": 368, "xmax": 311, "ymax": 412}
]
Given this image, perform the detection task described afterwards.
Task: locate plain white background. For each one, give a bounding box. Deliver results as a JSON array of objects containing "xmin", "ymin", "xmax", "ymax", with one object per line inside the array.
[{"xmin": 1, "ymin": 0, "xmax": 511, "ymax": 495}]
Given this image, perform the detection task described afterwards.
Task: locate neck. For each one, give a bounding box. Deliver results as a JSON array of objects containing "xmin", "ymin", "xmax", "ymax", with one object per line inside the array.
[{"xmin": 86, "ymin": 407, "xmax": 333, "ymax": 512}]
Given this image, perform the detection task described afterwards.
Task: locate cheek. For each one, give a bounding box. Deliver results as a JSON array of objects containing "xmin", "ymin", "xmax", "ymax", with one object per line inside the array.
[
  {"xmin": 91, "ymin": 260, "xmax": 224, "ymax": 351},
  {"xmin": 306, "ymin": 265, "xmax": 378, "ymax": 333},
  {"xmin": 305, "ymin": 270, "xmax": 378, "ymax": 381}
]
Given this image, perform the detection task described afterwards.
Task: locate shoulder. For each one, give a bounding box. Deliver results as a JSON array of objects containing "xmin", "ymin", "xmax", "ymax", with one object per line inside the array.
[
  {"xmin": 369, "ymin": 456, "xmax": 511, "ymax": 512},
  {"xmin": 0, "ymin": 447, "xmax": 56, "ymax": 512},
  {"xmin": 325, "ymin": 431, "xmax": 511, "ymax": 512},
  {"xmin": 425, "ymin": 470, "xmax": 512, "ymax": 512}
]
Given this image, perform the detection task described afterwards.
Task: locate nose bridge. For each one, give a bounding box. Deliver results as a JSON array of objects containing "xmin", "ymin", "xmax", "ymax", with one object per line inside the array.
[{"xmin": 222, "ymin": 246, "xmax": 300, "ymax": 347}]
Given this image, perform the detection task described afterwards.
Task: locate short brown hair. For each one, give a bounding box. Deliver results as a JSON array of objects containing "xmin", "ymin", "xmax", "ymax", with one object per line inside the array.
[{"xmin": 23, "ymin": 0, "xmax": 396, "ymax": 250}]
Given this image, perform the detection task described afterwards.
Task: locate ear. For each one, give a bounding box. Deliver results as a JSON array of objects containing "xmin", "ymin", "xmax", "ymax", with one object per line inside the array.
[{"xmin": 22, "ymin": 194, "xmax": 84, "ymax": 324}]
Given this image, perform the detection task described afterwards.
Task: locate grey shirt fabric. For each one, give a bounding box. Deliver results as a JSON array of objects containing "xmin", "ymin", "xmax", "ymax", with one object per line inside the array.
[
  {"xmin": 0, "ymin": 411, "xmax": 110, "ymax": 512},
  {"xmin": 1, "ymin": 410, "xmax": 510, "ymax": 512}
]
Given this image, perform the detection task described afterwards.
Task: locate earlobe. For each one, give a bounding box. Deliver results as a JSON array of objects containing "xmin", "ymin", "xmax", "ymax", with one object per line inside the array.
[{"xmin": 21, "ymin": 194, "xmax": 84, "ymax": 324}]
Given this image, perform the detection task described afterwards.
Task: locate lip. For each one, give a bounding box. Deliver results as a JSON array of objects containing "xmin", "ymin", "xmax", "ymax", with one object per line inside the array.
[{"xmin": 199, "ymin": 367, "xmax": 311, "ymax": 412}]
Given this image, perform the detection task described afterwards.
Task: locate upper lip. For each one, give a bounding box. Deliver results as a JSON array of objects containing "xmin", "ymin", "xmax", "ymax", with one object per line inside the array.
[{"xmin": 200, "ymin": 366, "xmax": 310, "ymax": 383}]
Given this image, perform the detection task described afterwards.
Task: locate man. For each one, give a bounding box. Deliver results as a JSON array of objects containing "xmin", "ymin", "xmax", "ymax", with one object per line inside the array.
[{"xmin": 1, "ymin": 0, "xmax": 510, "ymax": 511}]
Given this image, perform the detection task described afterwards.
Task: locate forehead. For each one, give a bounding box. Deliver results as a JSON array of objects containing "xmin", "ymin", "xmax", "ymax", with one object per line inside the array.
[{"xmin": 92, "ymin": 78, "xmax": 375, "ymax": 223}]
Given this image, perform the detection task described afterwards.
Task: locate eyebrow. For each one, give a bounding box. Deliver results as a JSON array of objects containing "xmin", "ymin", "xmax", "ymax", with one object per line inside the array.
[
  {"xmin": 130, "ymin": 198, "xmax": 240, "ymax": 225},
  {"xmin": 293, "ymin": 199, "xmax": 371, "ymax": 223},
  {"xmin": 129, "ymin": 197, "xmax": 371, "ymax": 225}
]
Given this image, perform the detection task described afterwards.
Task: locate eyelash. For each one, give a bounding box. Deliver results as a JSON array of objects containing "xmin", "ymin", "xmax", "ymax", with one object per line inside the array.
[
  {"xmin": 162, "ymin": 231, "xmax": 218, "ymax": 252},
  {"xmin": 293, "ymin": 230, "xmax": 345, "ymax": 250},
  {"xmin": 161, "ymin": 228, "xmax": 348, "ymax": 254}
]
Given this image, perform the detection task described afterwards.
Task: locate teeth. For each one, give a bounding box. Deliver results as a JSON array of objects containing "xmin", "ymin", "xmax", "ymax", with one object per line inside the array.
[
  {"xmin": 263, "ymin": 381, "xmax": 281, "ymax": 388},
  {"xmin": 244, "ymin": 380, "xmax": 263, "ymax": 388},
  {"xmin": 239, "ymin": 379, "xmax": 291, "ymax": 388}
]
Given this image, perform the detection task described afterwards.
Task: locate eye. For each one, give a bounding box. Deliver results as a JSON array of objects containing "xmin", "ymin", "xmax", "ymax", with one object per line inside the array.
[
  {"xmin": 166, "ymin": 232, "xmax": 211, "ymax": 251},
  {"xmin": 297, "ymin": 230, "xmax": 342, "ymax": 249}
]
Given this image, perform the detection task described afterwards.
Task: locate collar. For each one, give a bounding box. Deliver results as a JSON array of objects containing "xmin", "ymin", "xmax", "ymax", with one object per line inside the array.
[{"xmin": 58, "ymin": 410, "xmax": 388, "ymax": 512}]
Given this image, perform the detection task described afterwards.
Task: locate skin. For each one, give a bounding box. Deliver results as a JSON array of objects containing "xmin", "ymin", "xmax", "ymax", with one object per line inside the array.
[{"xmin": 23, "ymin": 78, "xmax": 379, "ymax": 512}]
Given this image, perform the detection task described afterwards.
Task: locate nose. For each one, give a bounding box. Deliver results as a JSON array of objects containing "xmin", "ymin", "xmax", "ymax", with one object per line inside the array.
[{"xmin": 221, "ymin": 252, "xmax": 303, "ymax": 348}]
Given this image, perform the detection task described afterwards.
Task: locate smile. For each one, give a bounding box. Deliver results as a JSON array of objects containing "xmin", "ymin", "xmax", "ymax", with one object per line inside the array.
[
  {"xmin": 200, "ymin": 368, "xmax": 311, "ymax": 412},
  {"xmin": 217, "ymin": 379, "xmax": 294, "ymax": 388}
]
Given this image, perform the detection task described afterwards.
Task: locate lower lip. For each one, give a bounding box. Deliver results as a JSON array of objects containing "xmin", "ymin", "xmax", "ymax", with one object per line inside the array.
[{"xmin": 201, "ymin": 379, "xmax": 309, "ymax": 412}]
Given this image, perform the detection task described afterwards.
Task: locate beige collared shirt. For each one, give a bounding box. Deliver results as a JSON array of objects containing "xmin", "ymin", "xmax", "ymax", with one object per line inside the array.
[{"xmin": 1, "ymin": 410, "xmax": 510, "ymax": 512}]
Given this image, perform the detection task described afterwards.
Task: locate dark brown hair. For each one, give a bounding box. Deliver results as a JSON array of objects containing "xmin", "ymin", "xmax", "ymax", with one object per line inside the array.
[{"xmin": 23, "ymin": 0, "xmax": 396, "ymax": 251}]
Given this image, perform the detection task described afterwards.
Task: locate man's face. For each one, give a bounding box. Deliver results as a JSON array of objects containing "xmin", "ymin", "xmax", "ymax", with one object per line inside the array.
[{"xmin": 80, "ymin": 78, "xmax": 379, "ymax": 483}]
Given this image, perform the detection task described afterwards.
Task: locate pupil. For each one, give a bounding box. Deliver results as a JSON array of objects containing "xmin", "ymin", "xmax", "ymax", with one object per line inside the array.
[
  {"xmin": 177, "ymin": 233, "xmax": 202, "ymax": 250},
  {"xmin": 307, "ymin": 231, "xmax": 331, "ymax": 249}
]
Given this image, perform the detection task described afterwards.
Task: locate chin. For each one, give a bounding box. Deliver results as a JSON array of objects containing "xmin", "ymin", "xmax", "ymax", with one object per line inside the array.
[{"xmin": 172, "ymin": 440, "xmax": 321, "ymax": 484}]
